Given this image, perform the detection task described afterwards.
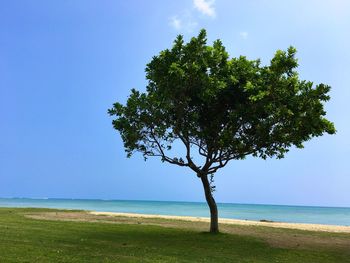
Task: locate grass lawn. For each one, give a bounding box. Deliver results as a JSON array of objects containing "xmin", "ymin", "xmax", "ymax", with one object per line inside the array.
[{"xmin": 0, "ymin": 208, "xmax": 349, "ymax": 262}]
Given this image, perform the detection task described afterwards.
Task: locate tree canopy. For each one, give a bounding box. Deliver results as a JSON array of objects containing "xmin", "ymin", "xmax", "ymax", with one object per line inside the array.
[{"xmin": 109, "ymin": 29, "xmax": 335, "ymax": 176}]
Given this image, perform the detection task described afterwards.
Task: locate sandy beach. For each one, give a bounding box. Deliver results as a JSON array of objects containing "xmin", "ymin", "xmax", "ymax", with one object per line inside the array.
[{"xmin": 90, "ymin": 211, "xmax": 350, "ymax": 233}]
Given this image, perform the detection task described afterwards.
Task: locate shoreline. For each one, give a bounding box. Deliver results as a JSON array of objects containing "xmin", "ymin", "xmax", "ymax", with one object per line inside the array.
[{"xmin": 90, "ymin": 211, "xmax": 350, "ymax": 233}]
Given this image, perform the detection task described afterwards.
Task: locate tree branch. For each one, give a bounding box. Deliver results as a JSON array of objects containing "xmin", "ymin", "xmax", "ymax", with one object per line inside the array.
[
  {"xmin": 178, "ymin": 134, "xmax": 202, "ymax": 174},
  {"xmin": 149, "ymin": 128, "xmax": 189, "ymax": 167}
]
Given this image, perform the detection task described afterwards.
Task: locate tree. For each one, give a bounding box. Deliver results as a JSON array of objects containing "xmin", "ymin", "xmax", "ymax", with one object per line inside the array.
[{"xmin": 108, "ymin": 29, "xmax": 335, "ymax": 233}]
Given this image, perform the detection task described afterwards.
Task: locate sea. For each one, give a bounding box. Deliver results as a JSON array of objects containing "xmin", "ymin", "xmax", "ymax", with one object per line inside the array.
[{"xmin": 1, "ymin": 198, "xmax": 349, "ymax": 226}]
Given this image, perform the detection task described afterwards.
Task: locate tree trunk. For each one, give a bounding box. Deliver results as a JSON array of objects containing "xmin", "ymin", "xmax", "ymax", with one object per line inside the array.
[{"xmin": 200, "ymin": 174, "xmax": 219, "ymax": 233}]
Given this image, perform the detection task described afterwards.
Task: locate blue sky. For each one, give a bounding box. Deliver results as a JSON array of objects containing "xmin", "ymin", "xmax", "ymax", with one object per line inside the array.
[{"xmin": 1, "ymin": 0, "xmax": 349, "ymax": 207}]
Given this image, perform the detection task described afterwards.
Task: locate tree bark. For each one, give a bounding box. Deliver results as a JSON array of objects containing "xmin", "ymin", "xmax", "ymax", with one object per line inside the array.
[{"xmin": 200, "ymin": 174, "xmax": 219, "ymax": 233}]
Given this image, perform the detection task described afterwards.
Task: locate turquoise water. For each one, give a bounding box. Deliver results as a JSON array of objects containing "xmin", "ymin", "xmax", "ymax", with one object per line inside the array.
[{"xmin": 1, "ymin": 198, "xmax": 349, "ymax": 226}]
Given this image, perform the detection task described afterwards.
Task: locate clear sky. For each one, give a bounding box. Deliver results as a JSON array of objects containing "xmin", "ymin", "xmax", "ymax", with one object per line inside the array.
[{"xmin": 1, "ymin": 0, "xmax": 349, "ymax": 207}]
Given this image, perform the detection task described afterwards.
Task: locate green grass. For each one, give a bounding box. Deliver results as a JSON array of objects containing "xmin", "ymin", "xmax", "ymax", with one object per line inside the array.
[{"xmin": 0, "ymin": 208, "xmax": 349, "ymax": 262}]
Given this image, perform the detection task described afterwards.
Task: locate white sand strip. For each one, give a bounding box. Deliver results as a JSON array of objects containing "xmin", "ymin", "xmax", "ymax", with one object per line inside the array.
[{"xmin": 90, "ymin": 211, "xmax": 350, "ymax": 233}]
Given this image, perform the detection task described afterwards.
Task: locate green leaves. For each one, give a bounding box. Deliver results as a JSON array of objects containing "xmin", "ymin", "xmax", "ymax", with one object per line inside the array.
[
  {"xmin": 109, "ymin": 29, "xmax": 335, "ymax": 173},
  {"xmin": 270, "ymin": 46, "xmax": 298, "ymax": 76}
]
